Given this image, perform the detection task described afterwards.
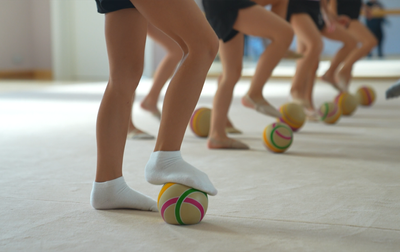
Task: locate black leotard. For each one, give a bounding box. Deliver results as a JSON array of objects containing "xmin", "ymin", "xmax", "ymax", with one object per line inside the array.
[
  {"xmin": 95, "ymin": 0, "xmax": 135, "ymax": 14},
  {"xmin": 286, "ymin": 0, "xmax": 325, "ymax": 31},
  {"xmin": 337, "ymin": 0, "xmax": 362, "ymax": 20},
  {"xmin": 202, "ymin": 0, "xmax": 257, "ymax": 43}
]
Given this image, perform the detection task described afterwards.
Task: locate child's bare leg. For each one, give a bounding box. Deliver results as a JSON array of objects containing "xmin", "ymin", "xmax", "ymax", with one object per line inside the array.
[
  {"xmin": 141, "ymin": 23, "xmax": 183, "ymax": 119},
  {"xmin": 235, "ymin": 5, "xmax": 293, "ymax": 117},
  {"xmin": 134, "ymin": 0, "xmax": 219, "ymax": 195},
  {"xmin": 96, "ymin": 10, "xmax": 147, "ymax": 182},
  {"xmin": 290, "ymin": 14, "xmax": 323, "ymax": 102},
  {"xmin": 92, "ymin": 9, "xmax": 157, "ymax": 211},
  {"xmin": 254, "ymin": 0, "xmax": 300, "ymax": 59},
  {"xmin": 321, "ymin": 24, "xmax": 357, "ymax": 91},
  {"xmin": 208, "ymin": 36, "xmax": 249, "ymax": 149},
  {"xmin": 338, "ymin": 20, "xmax": 377, "ymax": 89}
]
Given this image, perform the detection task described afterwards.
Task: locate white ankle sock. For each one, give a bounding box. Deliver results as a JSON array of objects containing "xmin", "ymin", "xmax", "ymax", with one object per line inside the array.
[
  {"xmin": 145, "ymin": 151, "xmax": 218, "ymax": 196},
  {"xmin": 90, "ymin": 176, "xmax": 157, "ymax": 211}
]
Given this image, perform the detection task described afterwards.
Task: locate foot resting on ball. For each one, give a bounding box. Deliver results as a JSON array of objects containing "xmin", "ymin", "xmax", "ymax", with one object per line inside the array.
[
  {"xmin": 241, "ymin": 94, "xmax": 281, "ymax": 118},
  {"xmin": 145, "ymin": 151, "xmax": 218, "ymax": 196},
  {"xmin": 90, "ymin": 176, "xmax": 158, "ymax": 211}
]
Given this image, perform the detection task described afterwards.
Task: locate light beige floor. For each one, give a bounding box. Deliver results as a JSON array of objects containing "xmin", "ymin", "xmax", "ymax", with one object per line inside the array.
[{"xmin": 1, "ymin": 78, "xmax": 400, "ymax": 251}]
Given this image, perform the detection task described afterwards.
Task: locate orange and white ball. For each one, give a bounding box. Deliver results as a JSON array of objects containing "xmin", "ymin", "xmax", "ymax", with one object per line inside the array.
[
  {"xmin": 158, "ymin": 183, "xmax": 208, "ymax": 225},
  {"xmin": 263, "ymin": 122, "xmax": 293, "ymax": 153},
  {"xmin": 334, "ymin": 92, "xmax": 358, "ymax": 116},
  {"xmin": 356, "ymin": 86, "xmax": 376, "ymax": 106},
  {"xmin": 318, "ymin": 102, "xmax": 341, "ymax": 124},
  {"xmin": 190, "ymin": 108, "xmax": 211, "ymax": 137},
  {"xmin": 278, "ymin": 103, "xmax": 306, "ymax": 132}
]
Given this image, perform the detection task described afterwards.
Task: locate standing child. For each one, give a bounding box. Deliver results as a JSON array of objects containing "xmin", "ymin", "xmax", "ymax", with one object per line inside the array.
[
  {"xmin": 203, "ymin": 0, "xmax": 294, "ymax": 150},
  {"xmin": 322, "ymin": 0, "xmax": 377, "ymax": 92},
  {"xmin": 90, "ymin": 0, "xmax": 218, "ymax": 211},
  {"xmin": 287, "ymin": 0, "xmax": 357, "ymax": 120}
]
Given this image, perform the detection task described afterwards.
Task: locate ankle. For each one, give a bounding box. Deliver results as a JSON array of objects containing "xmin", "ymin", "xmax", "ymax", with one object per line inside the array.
[{"xmin": 245, "ymin": 92, "xmax": 263, "ymax": 101}]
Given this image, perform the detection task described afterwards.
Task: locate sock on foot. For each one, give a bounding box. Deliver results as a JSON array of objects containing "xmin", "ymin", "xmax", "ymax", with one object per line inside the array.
[
  {"xmin": 145, "ymin": 151, "xmax": 218, "ymax": 196},
  {"xmin": 90, "ymin": 176, "xmax": 157, "ymax": 211}
]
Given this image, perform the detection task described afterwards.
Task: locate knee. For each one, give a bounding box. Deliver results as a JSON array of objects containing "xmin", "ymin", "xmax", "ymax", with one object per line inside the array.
[
  {"xmin": 306, "ymin": 40, "xmax": 323, "ymax": 58},
  {"xmin": 188, "ymin": 33, "xmax": 219, "ymax": 62},
  {"xmin": 167, "ymin": 51, "xmax": 184, "ymax": 65},
  {"xmin": 167, "ymin": 44, "xmax": 184, "ymax": 62},
  {"xmin": 273, "ymin": 23, "xmax": 294, "ymax": 47},
  {"xmin": 204, "ymin": 34, "xmax": 219, "ymax": 60},
  {"xmin": 346, "ymin": 37, "xmax": 358, "ymax": 50}
]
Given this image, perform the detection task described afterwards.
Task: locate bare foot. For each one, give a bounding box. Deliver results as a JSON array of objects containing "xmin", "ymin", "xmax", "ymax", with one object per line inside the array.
[
  {"xmin": 207, "ymin": 137, "xmax": 249, "ymax": 150},
  {"xmin": 290, "ymin": 96, "xmax": 319, "ymax": 122},
  {"xmin": 241, "ymin": 94, "xmax": 281, "ymax": 118},
  {"xmin": 225, "ymin": 119, "xmax": 242, "ymax": 134},
  {"xmin": 140, "ymin": 98, "xmax": 161, "ymax": 120},
  {"xmin": 225, "ymin": 127, "xmax": 242, "ymax": 134},
  {"xmin": 337, "ymin": 68, "xmax": 352, "ymax": 92},
  {"xmin": 321, "ymin": 72, "xmax": 343, "ymax": 92},
  {"xmin": 304, "ymin": 108, "xmax": 320, "ymax": 122}
]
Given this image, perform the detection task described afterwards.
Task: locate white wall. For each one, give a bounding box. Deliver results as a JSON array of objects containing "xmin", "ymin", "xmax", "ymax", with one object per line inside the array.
[
  {"xmin": 0, "ymin": 0, "xmax": 51, "ymax": 71},
  {"xmin": 51, "ymin": 0, "xmax": 161, "ymax": 81},
  {"xmin": 0, "ymin": 1, "xmax": 33, "ymax": 70},
  {"xmin": 32, "ymin": 0, "xmax": 52, "ymax": 70}
]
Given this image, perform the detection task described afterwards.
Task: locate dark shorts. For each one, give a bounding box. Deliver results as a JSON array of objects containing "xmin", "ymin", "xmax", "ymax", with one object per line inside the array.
[
  {"xmin": 337, "ymin": 0, "xmax": 362, "ymax": 20},
  {"xmin": 95, "ymin": 0, "xmax": 135, "ymax": 14},
  {"xmin": 286, "ymin": 0, "xmax": 325, "ymax": 31},
  {"xmin": 202, "ymin": 0, "xmax": 257, "ymax": 43}
]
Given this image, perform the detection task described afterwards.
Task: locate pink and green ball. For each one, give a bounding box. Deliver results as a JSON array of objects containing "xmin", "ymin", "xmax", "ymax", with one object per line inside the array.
[
  {"xmin": 263, "ymin": 122, "xmax": 293, "ymax": 153},
  {"xmin": 319, "ymin": 102, "xmax": 341, "ymax": 124},
  {"xmin": 158, "ymin": 183, "xmax": 208, "ymax": 225}
]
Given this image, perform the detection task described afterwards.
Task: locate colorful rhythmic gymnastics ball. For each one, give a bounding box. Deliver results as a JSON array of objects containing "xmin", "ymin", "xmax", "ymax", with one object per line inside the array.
[
  {"xmin": 356, "ymin": 86, "xmax": 376, "ymax": 106},
  {"xmin": 319, "ymin": 102, "xmax": 341, "ymax": 124},
  {"xmin": 190, "ymin": 107, "xmax": 211, "ymax": 137},
  {"xmin": 278, "ymin": 103, "xmax": 306, "ymax": 132},
  {"xmin": 334, "ymin": 92, "xmax": 358, "ymax": 116},
  {"xmin": 158, "ymin": 183, "xmax": 208, "ymax": 225},
  {"xmin": 263, "ymin": 122, "xmax": 293, "ymax": 153}
]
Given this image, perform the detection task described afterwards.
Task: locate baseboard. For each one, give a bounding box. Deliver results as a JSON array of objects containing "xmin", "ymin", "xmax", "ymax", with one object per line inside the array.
[
  {"xmin": 33, "ymin": 70, "xmax": 52, "ymax": 80},
  {"xmin": 0, "ymin": 70, "xmax": 52, "ymax": 80}
]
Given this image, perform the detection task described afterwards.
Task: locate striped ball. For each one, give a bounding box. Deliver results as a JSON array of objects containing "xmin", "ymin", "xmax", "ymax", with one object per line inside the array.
[
  {"xmin": 190, "ymin": 108, "xmax": 211, "ymax": 137},
  {"xmin": 319, "ymin": 102, "xmax": 341, "ymax": 124},
  {"xmin": 263, "ymin": 122, "xmax": 293, "ymax": 153},
  {"xmin": 278, "ymin": 103, "xmax": 306, "ymax": 132},
  {"xmin": 157, "ymin": 183, "xmax": 208, "ymax": 225},
  {"xmin": 356, "ymin": 86, "xmax": 376, "ymax": 106},
  {"xmin": 334, "ymin": 92, "xmax": 358, "ymax": 116}
]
